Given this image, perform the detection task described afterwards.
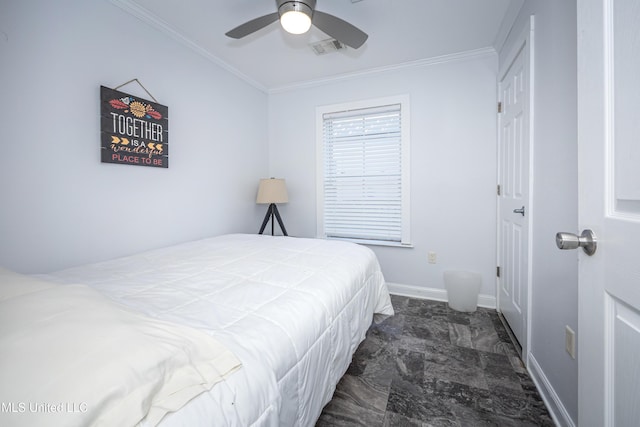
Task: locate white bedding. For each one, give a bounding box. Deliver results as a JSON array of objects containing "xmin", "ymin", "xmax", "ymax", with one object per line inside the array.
[
  {"xmin": 38, "ymin": 234, "xmax": 394, "ymax": 426},
  {"xmin": 0, "ymin": 268, "xmax": 241, "ymax": 427}
]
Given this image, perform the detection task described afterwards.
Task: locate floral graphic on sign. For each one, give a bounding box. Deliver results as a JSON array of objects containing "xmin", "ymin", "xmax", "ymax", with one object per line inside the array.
[{"xmin": 108, "ymin": 96, "xmax": 163, "ymax": 120}]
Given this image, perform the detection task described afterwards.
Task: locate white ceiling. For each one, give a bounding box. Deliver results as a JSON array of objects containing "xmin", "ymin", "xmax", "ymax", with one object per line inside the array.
[{"xmin": 114, "ymin": 0, "xmax": 523, "ymax": 92}]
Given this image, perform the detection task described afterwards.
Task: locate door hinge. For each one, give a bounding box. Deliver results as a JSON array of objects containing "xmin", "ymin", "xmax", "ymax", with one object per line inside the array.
[
  {"xmin": 497, "ymin": 101, "xmax": 502, "ymax": 113},
  {"xmin": 497, "ymin": 184, "xmax": 501, "ymax": 196},
  {"xmin": 497, "ymin": 266, "xmax": 501, "ymax": 278}
]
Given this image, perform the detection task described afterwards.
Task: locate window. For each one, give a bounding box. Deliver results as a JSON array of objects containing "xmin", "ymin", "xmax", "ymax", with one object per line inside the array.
[{"xmin": 316, "ymin": 95, "xmax": 411, "ymax": 246}]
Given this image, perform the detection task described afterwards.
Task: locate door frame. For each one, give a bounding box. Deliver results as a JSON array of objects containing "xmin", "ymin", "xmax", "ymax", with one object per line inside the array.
[{"xmin": 496, "ymin": 15, "xmax": 535, "ymax": 363}]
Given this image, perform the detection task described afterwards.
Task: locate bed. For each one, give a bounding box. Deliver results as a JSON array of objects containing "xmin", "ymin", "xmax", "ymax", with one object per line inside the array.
[{"xmin": 0, "ymin": 234, "xmax": 394, "ymax": 426}]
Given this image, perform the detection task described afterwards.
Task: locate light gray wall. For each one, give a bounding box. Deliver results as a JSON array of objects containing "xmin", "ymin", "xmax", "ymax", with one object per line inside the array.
[
  {"xmin": 500, "ymin": 0, "xmax": 578, "ymax": 423},
  {"xmin": 268, "ymin": 53, "xmax": 498, "ymax": 298},
  {"xmin": 0, "ymin": 0, "xmax": 268, "ymax": 273}
]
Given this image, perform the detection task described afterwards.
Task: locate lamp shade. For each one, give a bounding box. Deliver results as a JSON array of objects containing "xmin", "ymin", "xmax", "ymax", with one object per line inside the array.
[{"xmin": 256, "ymin": 178, "xmax": 288, "ymax": 204}]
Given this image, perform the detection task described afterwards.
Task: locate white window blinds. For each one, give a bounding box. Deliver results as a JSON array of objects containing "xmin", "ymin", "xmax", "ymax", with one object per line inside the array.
[{"xmin": 321, "ymin": 103, "xmax": 405, "ymax": 243}]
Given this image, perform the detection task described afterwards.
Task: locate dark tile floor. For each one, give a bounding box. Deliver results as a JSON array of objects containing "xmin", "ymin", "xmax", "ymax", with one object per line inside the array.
[{"xmin": 316, "ymin": 295, "xmax": 555, "ymax": 427}]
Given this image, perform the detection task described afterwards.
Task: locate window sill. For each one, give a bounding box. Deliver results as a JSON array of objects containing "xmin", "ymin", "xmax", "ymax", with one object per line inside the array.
[{"xmin": 324, "ymin": 236, "xmax": 414, "ymax": 248}]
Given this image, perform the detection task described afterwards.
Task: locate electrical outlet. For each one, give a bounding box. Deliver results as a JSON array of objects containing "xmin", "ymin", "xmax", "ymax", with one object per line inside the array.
[
  {"xmin": 427, "ymin": 251, "xmax": 437, "ymax": 264},
  {"xmin": 565, "ymin": 326, "xmax": 576, "ymax": 359}
]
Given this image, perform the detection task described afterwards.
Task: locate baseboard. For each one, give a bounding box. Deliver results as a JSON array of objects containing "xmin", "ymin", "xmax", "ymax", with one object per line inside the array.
[
  {"xmin": 527, "ymin": 353, "xmax": 576, "ymax": 427},
  {"xmin": 386, "ymin": 282, "xmax": 496, "ymax": 309}
]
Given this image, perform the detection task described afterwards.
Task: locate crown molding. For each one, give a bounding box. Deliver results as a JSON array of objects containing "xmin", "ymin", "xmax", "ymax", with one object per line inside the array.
[
  {"xmin": 111, "ymin": 0, "xmax": 496, "ymax": 95},
  {"xmin": 109, "ymin": 0, "xmax": 268, "ymax": 93},
  {"xmin": 493, "ymin": 0, "xmax": 525, "ymax": 54},
  {"xmin": 267, "ymin": 47, "xmax": 497, "ymax": 94}
]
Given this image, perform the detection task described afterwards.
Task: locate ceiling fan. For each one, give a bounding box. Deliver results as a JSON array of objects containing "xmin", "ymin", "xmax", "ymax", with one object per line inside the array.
[{"xmin": 225, "ymin": 0, "xmax": 368, "ymax": 49}]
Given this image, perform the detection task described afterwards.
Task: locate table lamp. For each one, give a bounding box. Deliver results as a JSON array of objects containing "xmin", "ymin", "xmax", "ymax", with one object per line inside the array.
[{"xmin": 256, "ymin": 178, "xmax": 288, "ymax": 236}]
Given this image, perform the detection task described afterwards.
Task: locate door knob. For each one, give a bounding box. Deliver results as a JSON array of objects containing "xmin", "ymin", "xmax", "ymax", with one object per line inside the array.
[{"xmin": 555, "ymin": 229, "xmax": 597, "ymax": 256}]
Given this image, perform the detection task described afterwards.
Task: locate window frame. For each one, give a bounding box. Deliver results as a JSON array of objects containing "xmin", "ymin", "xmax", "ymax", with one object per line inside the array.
[{"xmin": 316, "ymin": 95, "xmax": 411, "ymax": 247}]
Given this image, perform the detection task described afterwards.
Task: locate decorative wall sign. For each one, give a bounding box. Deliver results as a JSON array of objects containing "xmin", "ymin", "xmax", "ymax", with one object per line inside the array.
[{"xmin": 100, "ymin": 85, "xmax": 169, "ymax": 168}]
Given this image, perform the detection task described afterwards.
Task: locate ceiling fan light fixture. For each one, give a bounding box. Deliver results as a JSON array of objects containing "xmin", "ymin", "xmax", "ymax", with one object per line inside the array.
[
  {"xmin": 226, "ymin": 0, "xmax": 366, "ymax": 49},
  {"xmin": 279, "ymin": 2, "xmax": 313, "ymax": 34}
]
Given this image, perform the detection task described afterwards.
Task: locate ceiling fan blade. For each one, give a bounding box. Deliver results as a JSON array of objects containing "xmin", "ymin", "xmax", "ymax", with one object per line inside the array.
[
  {"xmin": 225, "ymin": 12, "xmax": 280, "ymax": 39},
  {"xmin": 312, "ymin": 10, "xmax": 368, "ymax": 49}
]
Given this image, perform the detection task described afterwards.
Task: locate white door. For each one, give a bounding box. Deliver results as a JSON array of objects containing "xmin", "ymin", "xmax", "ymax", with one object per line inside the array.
[
  {"xmin": 577, "ymin": 0, "xmax": 640, "ymax": 425},
  {"xmin": 497, "ymin": 20, "xmax": 532, "ymax": 353}
]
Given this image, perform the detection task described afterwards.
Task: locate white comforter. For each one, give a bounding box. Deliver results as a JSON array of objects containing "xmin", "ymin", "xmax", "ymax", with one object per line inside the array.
[
  {"xmin": 41, "ymin": 234, "xmax": 394, "ymax": 426},
  {"xmin": 0, "ymin": 269, "xmax": 242, "ymax": 427}
]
